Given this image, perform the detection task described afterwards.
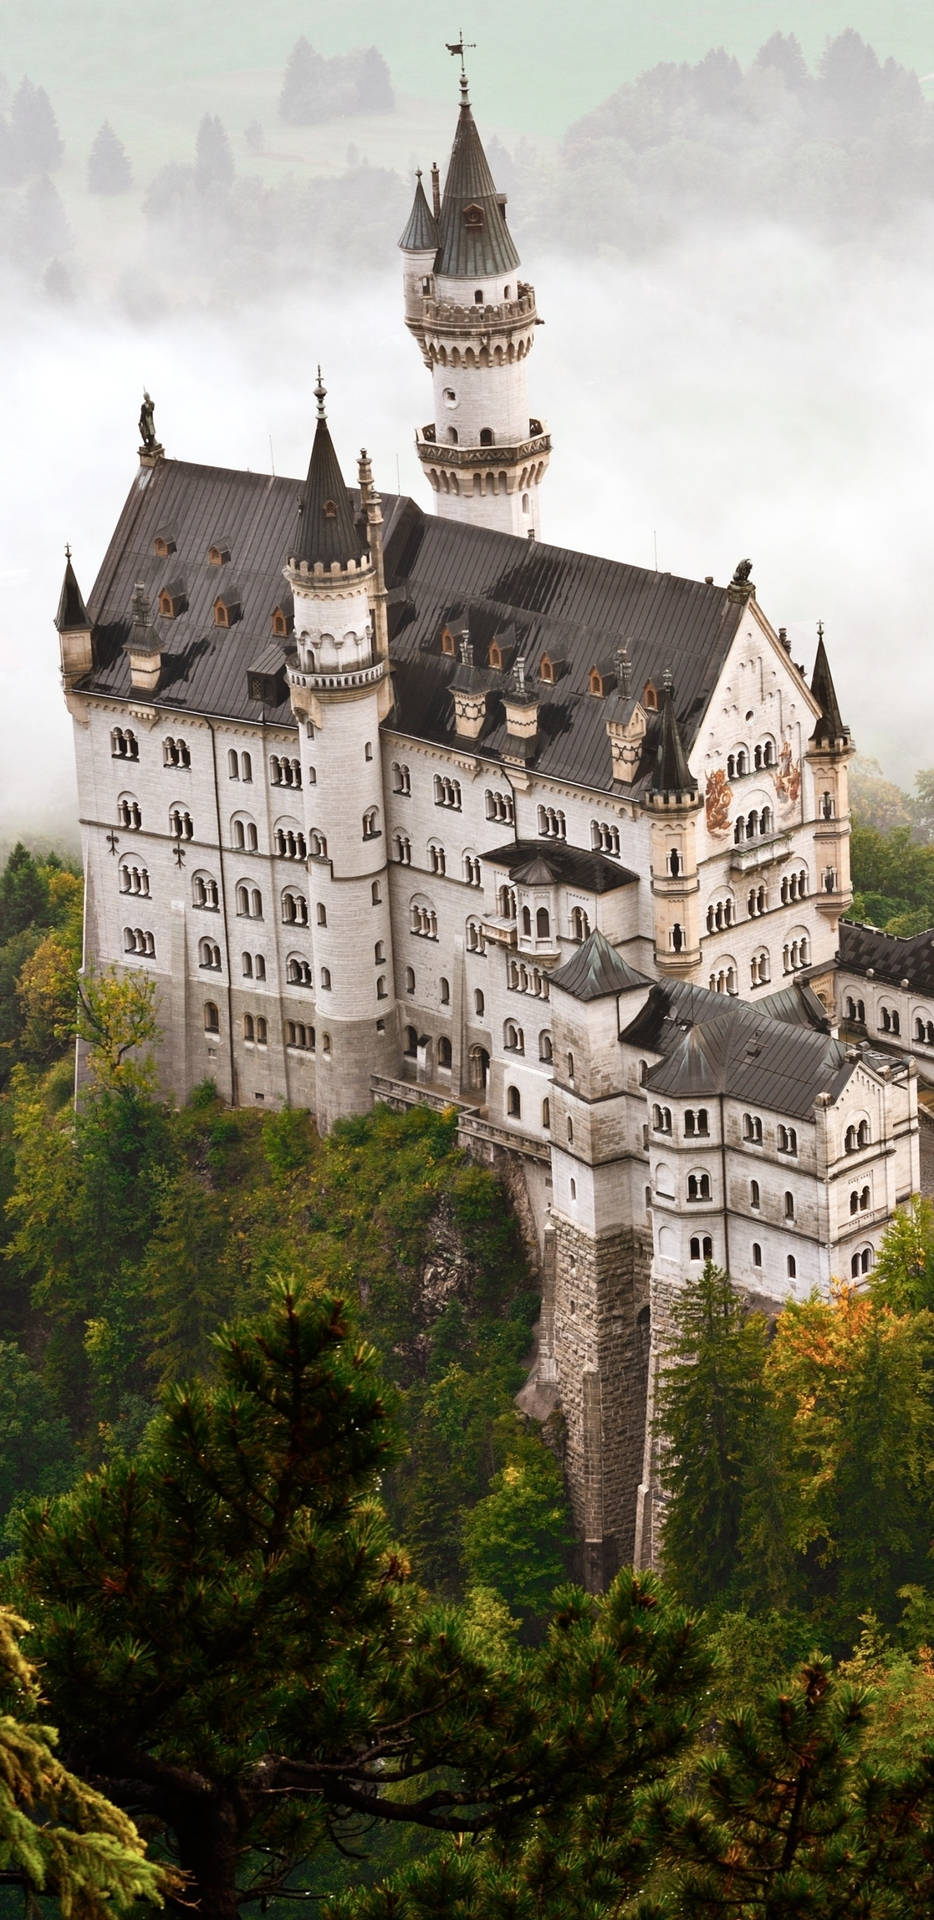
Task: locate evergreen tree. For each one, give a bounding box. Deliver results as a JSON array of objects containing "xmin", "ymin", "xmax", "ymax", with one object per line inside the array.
[
  {"xmin": 461, "ymin": 1424, "xmax": 573, "ymax": 1625},
  {"xmin": 87, "ymin": 121, "xmax": 132, "ymax": 195},
  {"xmin": 194, "ymin": 114, "xmax": 234, "ymax": 192},
  {"xmin": 754, "ymin": 31, "xmax": 810, "ymax": 92},
  {"xmin": 9, "ymin": 77, "xmax": 63, "ymax": 176},
  {"xmin": 278, "ymin": 37, "xmax": 327, "ymax": 125},
  {"xmin": 648, "ymin": 1656, "xmax": 934, "ymax": 1917},
  {"xmin": 0, "ymin": 845, "xmax": 48, "ymax": 943},
  {"xmin": 6, "ymin": 1279, "xmax": 711, "ymax": 1920},
  {"xmin": 354, "ymin": 47, "xmax": 394, "ymax": 113},
  {"xmin": 0, "ymin": 1607, "xmax": 167, "ymax": 1916},
  {"xmin": 656, "ymin": 1262, "xmax": 770, "ymax": 1608}
]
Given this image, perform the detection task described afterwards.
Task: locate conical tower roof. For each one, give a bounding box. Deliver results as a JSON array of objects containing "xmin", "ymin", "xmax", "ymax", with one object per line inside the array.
[
  {"xmin": 550, "ymin": 928, "xmax": 653, "ymax": 1002},
  {"xmin": 436, "ymin": 76, "xmax": 520, "ymax": 279},
  {"xmin": 651, "ymin": 674, "xmax": 697, "ymax": 798},
  {"xmin": 55, "ymin": 547, "xmax": 90, "ymax": 631},
  {"xmin": 291, "ymin": 374, "xmax": 368, "ymax": 572},
  {"xmin": 810, "ymin": 632, "xmax": 849, "ymax": 746},
  {"xmin": 399, "ymin": 171, "xmax": 439, "ymax": 251}
]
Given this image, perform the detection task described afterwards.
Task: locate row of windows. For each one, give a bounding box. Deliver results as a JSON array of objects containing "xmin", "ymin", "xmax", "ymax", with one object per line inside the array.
[
  {"xmin": 124, "ymin": 926, "xmax": 155, "ymax": 956},
  {"xmin": 733, "ymin": 806, "xmax": 774, "ymax": 845},
  {"xmin": 742, "ymin": 1115, "xmax": 799, "ymax": 1154},
  {"xmin": 508, "ymin": 960, "xmax": 550, "ymax": 997},
  {"xmin": 725, "ymin": 740, "xmax": 777, "ymax": 780},
  {"xmin": 706, "ymin": 872, "xmax": 809, "ymax": 933},
  {"xmin": 652, "ymin": 1105, "xmax": 710, "ymax": 1136},
  {"xmin": 114, "ymin": 734, "xmax": 304, "ymax": 794},
  {"xmin": 844, "ymin": 997, "xmax": 934, "ymax": 1047}
]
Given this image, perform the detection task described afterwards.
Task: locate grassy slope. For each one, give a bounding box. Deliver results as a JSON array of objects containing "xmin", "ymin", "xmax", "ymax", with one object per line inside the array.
[{"xmin": 5, "ymin": 0, "xmax": 933, "ymax": 157}]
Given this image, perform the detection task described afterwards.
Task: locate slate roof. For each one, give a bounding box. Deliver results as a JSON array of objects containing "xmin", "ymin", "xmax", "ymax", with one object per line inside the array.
[
  {"xmin": 839, "ymin": 919, "xmax": 934, "ymax": 996},
  {"xmin": 759, "ymin": 979, "xmax": 833, "ymax": 1031},
  {"xmin": 625, "ymin": 978, "xmax": 860, "ymax": 1119},
  {"xmin": 435, "ymin": 83, "xmax": 520, "ymax": 278},
  {"xmin": 810, "ymin": 635, "xmax": 849, "ymax": 747},
  {"xmin": 484, "ymin": 840, "xmax": 639, "ymax": 893},
  {"xmin": 650, "ymin": 676, "xmax": 698, "ymax": 798},
  {"xmin": 292, "ymin": 388, "xmax": 368, "ymax": 571},
  {"xmin": 75, "ymin": 456, "xmax": 748, "ymax": 766},
  {"xmin": 550, "ymin": 929, "xmax": 653, "ymax": 1001},
  {"xmin": 56, "ymin": 554, "xmax": 90, "ymax": 632},
  {"xmin": 398, "ymin": 173, "xmax": 440, "ymax": 252}
]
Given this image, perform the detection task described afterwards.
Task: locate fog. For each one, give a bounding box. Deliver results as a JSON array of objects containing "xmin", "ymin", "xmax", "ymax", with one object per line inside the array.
[{"xmin": 5, "ymin": 20, "xmax": 934, "ymax": 849}]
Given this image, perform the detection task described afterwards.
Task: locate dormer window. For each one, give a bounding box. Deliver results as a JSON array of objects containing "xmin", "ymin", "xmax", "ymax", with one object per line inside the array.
[
  {"xmin": 153, "ymin": 530, "xmax": 176, "ymax": 557},
  {"xmin": 214, "ymin": 590, "xmax": 241, "ymax": 628},
  {"xmin": 323, "ymin": 499, "xmax": 338, "ymax": 519},
  {"xmin": 271, "ymin": 606, "xmax": 291, "ymax": 637},
  {"xmin": 643, "ymin": 681, "xmax": 658, "ymax": 711},
  {"xmin": 489, "ymin": 640, "xmax": 503, "ymax": 670},
  {"xmin": 589, "ymin": 667, "xmax": 610, "ymax": 697},
  {"xmin": 463, "ymin": 204, "xmax": 484, "ymax": 230},
  {"xmin": 441, "ymin": 626, "xmax": 456, "ymax": 657},
  {"xmin": 158, "ymin": 579, "xmax": 187, "ymax": 619},
  {"xmin": 208, "ymin": 541, "xmax": 231, "ymax": 566},
  {"xmin": 540, "ymin": 654, "xmax": 555, "ymax": 684}
]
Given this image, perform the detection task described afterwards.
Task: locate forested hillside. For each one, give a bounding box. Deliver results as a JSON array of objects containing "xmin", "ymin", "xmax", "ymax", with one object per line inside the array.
[{"xmin": 5, "ymin": 836, "xmax": 934, "ymax": 1915}]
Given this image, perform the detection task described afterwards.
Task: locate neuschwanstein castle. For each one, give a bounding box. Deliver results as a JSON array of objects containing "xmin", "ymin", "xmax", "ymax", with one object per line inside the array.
[{"xmin": 56, "ymin": 67, "xmax": 932, "ymax": 1585}]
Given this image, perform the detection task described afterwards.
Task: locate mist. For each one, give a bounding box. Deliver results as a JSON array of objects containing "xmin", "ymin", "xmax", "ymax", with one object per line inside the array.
[{"xmin": 4, "ymin": 16, "xmax": 934, "ymax": 849}]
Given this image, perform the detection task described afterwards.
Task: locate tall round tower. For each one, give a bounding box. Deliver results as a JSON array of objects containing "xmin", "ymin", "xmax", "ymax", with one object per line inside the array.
[
  {"xmin": 285, "ymin": 377, "xmax": 397, "ymax": 1131},
  {"xmin": 399, "ymin": 69, "xmax": 550, "ymax": 540}
]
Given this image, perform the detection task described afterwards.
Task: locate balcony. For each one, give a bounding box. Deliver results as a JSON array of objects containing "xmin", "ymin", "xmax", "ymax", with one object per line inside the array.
[
  {"xmin": 729, "ymin": 830, "xmax": 793, "ymax": 875},
  {"xmin": 420, "ymin": 287, "xmax": 538, "ymax": 332},
  {"xmin": 481, "ymin": 914, "xmax": 518, "ymax": 948},
  {"xmin": 416, "ymin": 424, "xmax": 551, "ymax": 469}
]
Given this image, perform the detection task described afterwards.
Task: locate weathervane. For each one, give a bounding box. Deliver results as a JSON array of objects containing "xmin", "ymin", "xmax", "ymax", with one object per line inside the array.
[{"xmin": 445, "ymin": 28, "xmax": 476, "ymax": 83}]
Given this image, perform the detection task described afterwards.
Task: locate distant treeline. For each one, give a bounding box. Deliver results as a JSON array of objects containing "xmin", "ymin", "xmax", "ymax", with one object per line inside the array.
[{"xmin": 8, "ymin": 27, "xmax": 934, "ymax": 306}]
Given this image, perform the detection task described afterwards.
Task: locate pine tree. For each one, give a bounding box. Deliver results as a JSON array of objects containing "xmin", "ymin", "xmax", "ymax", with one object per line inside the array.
[
  {"xmin": 656, "ymin": 1262, "xmax": 771, "ymax": 1608},
  {"xmin": 87, "ymin": 121, "xmax": 132, "ymax": 195},
  {"xmin": 278, "ymin": 36, "xmax": 327, "ymax": 124},
  {"xmin": 7, "ymin": 1278, "xmax": 712, "ymax": 1920},
  {"xmin": 194, "ymin": 114, "xmax": 234, "ymax": 192},
  {"xmin": 9, "ymin": 77, "xmax": 63, "ymax": 176},
  {"xmin": 0, "ymin": 1606, "xmax": 167, "ymax": 1917},
  {"xmin": 0, "ymin": 845, "xmax": 48, "ymax": 943}
]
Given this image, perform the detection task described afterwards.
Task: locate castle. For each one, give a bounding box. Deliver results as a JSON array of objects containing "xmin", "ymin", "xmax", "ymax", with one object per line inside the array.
[{"xmin": 56, "ymin": 68, "xmax": 924, "ymax": 1586}]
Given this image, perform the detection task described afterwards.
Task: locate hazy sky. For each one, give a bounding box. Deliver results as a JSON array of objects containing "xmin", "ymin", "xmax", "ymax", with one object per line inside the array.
[{"xmin": 5, "ymin": 4, "xmax": 934, "ymax": 848}]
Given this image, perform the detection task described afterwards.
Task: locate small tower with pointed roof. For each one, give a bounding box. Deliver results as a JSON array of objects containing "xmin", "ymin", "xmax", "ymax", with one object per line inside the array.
[
  {"xmin": 399, "ymin": 62, "xmax": 549, "ymax": 539},
  {"xmin": 644, "ymin": 673, "xmax": 704, "ymax": 977},
  {"xmin": 806, "ymin": 625, "xmax": 854, "ymax": 926},
  {"xmin": 284, "ymin": 376, "xmax": 397, "ymax": 1128},
  {"xmin": 54, "ymin": 546, "xmax": 94, "ymax": 690}
]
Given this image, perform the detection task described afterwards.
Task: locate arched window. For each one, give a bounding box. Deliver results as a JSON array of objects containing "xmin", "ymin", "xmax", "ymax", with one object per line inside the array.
[
  {"xmin": 752, "ymin": 1242, "xmax": 762, "ymax": 1269},
  {"xmin": 506, "ymin": 1086, "xmax": 521, "ymax": 1119},
  {"xmin": 164, "ymin": 736, "xmax": 190, "ymax": 768},
  {"xmin": 743, "ymin": 1113, "xmax": 763, "ymax": 1145},
  {"xmin": 504, "ymin": 1021, "xmax": 524, "ymax": 1054},
  {"xmin": 479, "ymin": 427, "xmax": 494, "ymax": 446},
  {"xmin": 198, "ymin": 938, "xmax": 221, "ymax": 971},
  {"xmin": 474, "ymin": 988, "xmax": 485, "ymax": 1017},
  {"xmin": 362, "ymin": 808, "xmax": 379, "ymax": 840},
  {"xmin": 539, "ymin": 1031, "xmax": 553, "ymax": 1063},
  {"xmin": 750, "ymin": 1178, "xmax": 760, "ymax": 1209},
  {"xmin": 403, "ymin": 1026, "xmax": 418, "ymax": 1058},
  {"xmin": 521, "ymin": 905, "xmax": 532, "ymax": 937},
  {"xmin": 392, "ymin": 762, "xmax": 411, "ymax": 795},
  {"xmin": 567, "ymin": 1051, "xmax": 575, "ymax": 1080},
  {"xmin": 787, "ymin": 1254, "xmax": 797, "ymax": 1279},
  {"xmin": 463, "ymin": 852, "xmax": 482, "ymax": 887},
  {"xmin": 169, "ymin": 807, "xmax": 193, "ymax": 840},
  {"xmin": 567, "ymin": 1118, "xmax": 574, "ymax": 1145},
  {"xmin": 118, "ymin": 794, "xmax": 142, "ymax": 830},
  {"xmin": 282, "ymin": 889, "xmax": 309, "ymax": 927},
  {"xmin": 498, "ymin": 885, "xmax": 517, "ymax": 920},
  {"xmin": 243, "ymin": 1014, "xmax": 255, "ymax": 1042},
  {"xmin": 320, "ymin": 967, "xmax": 331, "ymax": 992},
  {"xmin": 440, "ymin": 977, "xmax": 450, "ymax": 1005},
  {"xmin": 687, "ymin": 1171, "xmax": 711, "ymax": 1202},
  {"xmin": 203, "ymin": 1002, "xmax": 219, "ymax": 1034},
  {"xmin": 111, "ymin": 726, "xmax": 139, "ymax": 760},
  {"xmin": 193, "ymin": 872, "xmax": 219, "ymax": 911},
  {"xmin": 316, "ymin": 902, "xmax": 327, "ymax": 927},
  {"xmin": 784, "ymin": 1190, "xmax": 795, "ymax": 1220},
  {"xmin": 542, "ymin": 1098, "xmax": 550, "ymax": 1130},
  {"xmin": 438, "ymin": 1036, "xmax": 452, "ymax": 1069},
  {"xmin": 287, "ymin": 955, "xmax": 312, "ymax": 987},
  {"xmin": 570, "ymin": 906, "xmax": 590, "ymax": 942},
  {"xmin": 778, "ymin": 1125, "xmax": 798, "ymax": 1156},
  {"xmin": 536, "ymin": 906, "xmax": 551, "ymax": 938},
  {"xmin": 652, "ymin": 1105, "xmax": 672, "ymax": 1134},
  {"xmin": 428, "ymin": 842, "xmax": 446, "ymax": 876}
]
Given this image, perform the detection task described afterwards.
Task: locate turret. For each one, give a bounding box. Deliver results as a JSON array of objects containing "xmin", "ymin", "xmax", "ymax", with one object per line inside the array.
[
  {"xmin": 284, "ymin": 376, "xmax": 397, "ymax": 1128},
  {"xmin": 644, "ymin": 673, "xmax": 703, "ymax": 975},
  {"xmin": 54, "ymin": 546, "xmax": 94, "ymax": 688},
  {"xmin": 806, "ymin": 626, "xmax": 853, "ymax": 921},
  {"xmin": 400, "ymin": 66, "xmax": 550, "ymax": 539}
]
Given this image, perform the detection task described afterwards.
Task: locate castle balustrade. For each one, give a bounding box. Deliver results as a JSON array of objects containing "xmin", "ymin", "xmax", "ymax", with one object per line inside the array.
[
  {"xmin": 729, "ymin": 830, "xmax": 794, "ymax": 875},
  {"xmin": 416, "ymin": 428, "xmax": 551, "ymax": 468}
]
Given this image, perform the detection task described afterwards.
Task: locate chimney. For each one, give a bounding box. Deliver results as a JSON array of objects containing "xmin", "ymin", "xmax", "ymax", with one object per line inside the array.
[
  {"xmin": 450, "ymin": 631, "xmax": 487, "ymax": 739},
  {"xmin": 431, "ymin": 162, "xmax": 441, "ymax": 220},
  {"xmin": 123, "ymin": 582, "xmax": 163, "ymax": 694},
  {"xmin": 502, "ymin": 655, "xmax": 538, "ymax": 764}
]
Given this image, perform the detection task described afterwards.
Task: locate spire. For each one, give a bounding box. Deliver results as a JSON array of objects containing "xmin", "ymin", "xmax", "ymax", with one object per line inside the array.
[
  {"xmin": 810, "ymin": 628, "xmax": 849, "ymax": 747},
  {"xmin": 291, "ymin": 374, "xmax": 367, "ymax": 572},
  {"xmin": 55, "ymin": 545, "xmax": 90, "ymax": 632},
  {"xmin": 398, "ymin": 170, "xmax": 439, "ymax": 251},
  {"xmin": 435, "ymin": 82, "xmax": 519, "ymax": 278},
  {"xmin": 651, "ymin": 672, "xmax": 697, "ymax": 799}
]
